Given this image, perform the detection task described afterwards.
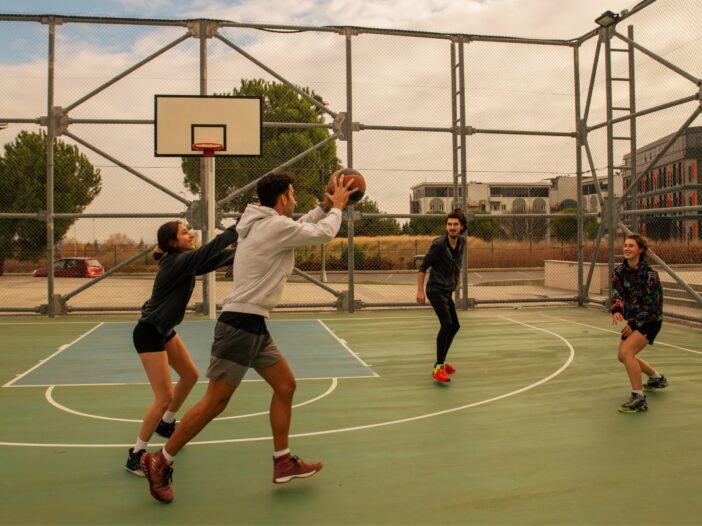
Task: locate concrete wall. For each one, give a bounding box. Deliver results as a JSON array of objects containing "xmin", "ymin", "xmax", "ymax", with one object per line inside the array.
[{"xmin": 544, "ymin": 260, "xmax": 609, "ymax": 295}]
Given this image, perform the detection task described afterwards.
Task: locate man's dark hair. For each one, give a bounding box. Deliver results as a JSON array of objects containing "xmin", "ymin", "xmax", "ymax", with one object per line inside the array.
[
  {"xmin": 257, "ymin": 171, "xmax": 295, "ymax": 208},
  {"xmin": 446, "ymin": 208, "xmax": 467, "ymax": 233}
]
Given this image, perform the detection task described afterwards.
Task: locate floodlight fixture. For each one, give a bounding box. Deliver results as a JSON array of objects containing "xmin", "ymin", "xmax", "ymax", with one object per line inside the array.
[{"xmin": 595, "ymin": 10, "xmax": 620, "ymax": 27}]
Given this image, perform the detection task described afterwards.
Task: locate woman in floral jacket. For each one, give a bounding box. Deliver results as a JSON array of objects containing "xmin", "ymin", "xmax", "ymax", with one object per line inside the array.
[{"xmin": 611, "ymin": 233, "xmax": 666, "ymax": 413}]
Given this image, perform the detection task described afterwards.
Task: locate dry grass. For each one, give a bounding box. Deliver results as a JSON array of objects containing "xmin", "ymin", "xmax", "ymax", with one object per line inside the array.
[{"xmin": 4, "ymin": 237, "xmax": 702, "ymax": 274}]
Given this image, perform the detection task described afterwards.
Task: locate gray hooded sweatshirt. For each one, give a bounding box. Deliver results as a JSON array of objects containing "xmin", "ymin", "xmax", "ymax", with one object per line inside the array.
[{"xmin": 221, "ymin": 204, "xmax": 342, "ymax": 317}]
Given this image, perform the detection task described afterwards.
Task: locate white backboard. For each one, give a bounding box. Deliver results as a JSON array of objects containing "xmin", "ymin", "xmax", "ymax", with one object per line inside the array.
[{"xmin": 154, "ymin": 95, "xmax": 262, "ymax": 157}]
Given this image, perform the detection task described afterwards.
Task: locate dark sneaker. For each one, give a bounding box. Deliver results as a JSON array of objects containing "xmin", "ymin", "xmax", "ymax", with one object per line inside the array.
[
  {"xmin": 273, "ymin": 453, "xmax": 323, "ymax": 484},
  {"xmin": 618, "ymin": 393, "xmax": 648, "ymax": 413},
  {"xmin": 645, "ymin": 375, "xmax": 668, "ymax": 391},
  {"xmin": 140, "ymin": 450, "xmax": 174, "ymax": 503},
  {"xmin": 155, "ymin": 419, "xmax": 176, "ymax": 438},
  {"xmin": 124, "ymin": 448, "xmax": 145, "ymax": 477}
]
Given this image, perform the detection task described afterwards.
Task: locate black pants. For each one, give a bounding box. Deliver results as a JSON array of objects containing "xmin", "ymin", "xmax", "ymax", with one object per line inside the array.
[{"xmin": 427, "ymin": 290, "xmax": 460, "ymax": 365}]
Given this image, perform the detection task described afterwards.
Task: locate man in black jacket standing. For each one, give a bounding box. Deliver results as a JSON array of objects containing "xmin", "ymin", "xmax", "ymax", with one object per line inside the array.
[{"xmin": 416, "ymin": 210, "xmax": 467, "ymax": 383}]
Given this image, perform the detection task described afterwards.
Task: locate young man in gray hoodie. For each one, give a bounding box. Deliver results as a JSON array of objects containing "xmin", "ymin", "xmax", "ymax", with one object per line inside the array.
[{"xmin": 141, "ymin": 171, "xmax": 356, "ymax": 503}]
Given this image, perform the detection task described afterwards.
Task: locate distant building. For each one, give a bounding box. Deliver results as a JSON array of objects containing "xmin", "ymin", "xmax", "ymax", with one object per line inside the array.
[
  {"xmin": 623, "ymin": 126, "xmax": 702, "ymax": 240},
  {"xmin": 409, "ymin": 176, "xmax": 621, "ymax": 215}
]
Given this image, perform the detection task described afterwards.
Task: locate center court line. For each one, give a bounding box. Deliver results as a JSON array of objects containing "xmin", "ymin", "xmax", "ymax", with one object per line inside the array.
[
  {"xmin": 538, "ymin": 313, "xmax": 702, "ymax": 356},
  {"xmin": 44, "ymin": 377, "xmax": 339, "ymax": 423},
  {"xmin": 0, "ymin": 316, "xmax": 574, "ymax": 448},
  {"xmin": 2, "ymin": 323, "xmax": 105, "ymax": 388}
]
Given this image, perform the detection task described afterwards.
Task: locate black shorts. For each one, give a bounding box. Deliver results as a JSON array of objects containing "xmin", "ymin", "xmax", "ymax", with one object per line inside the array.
[
  {"xmin": 622, "ymin": 320, "xmax": 662, "ymax": 345},
  {"xmin": 133, "ymin": 321, "xmax": 177, "ymax": 354}
]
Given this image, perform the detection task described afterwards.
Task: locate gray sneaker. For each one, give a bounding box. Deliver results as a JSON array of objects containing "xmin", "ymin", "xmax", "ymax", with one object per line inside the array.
[
  {"xmin": 645, "ymin": 375, "xmax": 668, "ymax": 391},
  {"xmin": 618, "ymin": 393, "xmax": 648, "ymax": 413}
]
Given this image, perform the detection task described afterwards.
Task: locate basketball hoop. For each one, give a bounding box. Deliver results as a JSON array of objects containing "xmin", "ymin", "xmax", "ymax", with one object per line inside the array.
[{"xmin": 192, "ymin": 142, "xmax": 225, "ymax": 157}]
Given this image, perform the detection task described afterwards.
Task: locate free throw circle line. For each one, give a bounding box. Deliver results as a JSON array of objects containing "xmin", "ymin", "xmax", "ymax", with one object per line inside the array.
[{"xmin": 43, "ymin": 377, "xmax": 338, "ymax": 423}]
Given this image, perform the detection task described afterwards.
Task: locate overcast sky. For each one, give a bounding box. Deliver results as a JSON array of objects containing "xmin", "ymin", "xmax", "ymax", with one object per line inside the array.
[
  {"xmin": 1, "ymin": 0, "xmax": 699, "ymax": 243},
  {"xmin": 0, "ymin": 0, "xmax": 641, "ymax": 33}
]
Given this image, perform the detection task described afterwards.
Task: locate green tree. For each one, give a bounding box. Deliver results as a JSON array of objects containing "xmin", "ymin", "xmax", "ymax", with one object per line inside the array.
[
  {"xmin": 0, "ymin": 131, "xmax": 101, "ymax": 274},
  {"xmin": 402, "ymin": 212, "xmax": 445, "ymax": 235},
  {"xmin": 467, "ymin": 212, "xmax": 503, "ymax": 241},
  {"xmin": 552, "ymin": 209, "xmax": 578, "ymax": 243},
  {"xmin": 338, "ymin": 198, "xmax": 401, "ymax": 237},
  {"xmin": 552, "ymin": 208, "xmax": 598, "ymax": 243},
  {"xmin": 182, "ymin": 79, "xmax": 341, "ymax": 212}
]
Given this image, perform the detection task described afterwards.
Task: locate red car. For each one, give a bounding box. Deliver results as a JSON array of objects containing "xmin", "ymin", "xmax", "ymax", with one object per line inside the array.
[{"xmin": 32, "ymin": 257, "xmax": 105, "ymax": 278}]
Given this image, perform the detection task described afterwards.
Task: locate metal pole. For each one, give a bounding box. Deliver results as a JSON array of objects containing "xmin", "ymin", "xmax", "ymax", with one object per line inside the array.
[
  {"xmin": 450, "ymin": 42, "xmax": 459, "ymax": 211},
  {"xmin": 200, "ymin": 22, "xmax": 216, "ymax": 320},
  {"xmin": 345, "ymin": 29, "xmax": 355, "ymax": 313},
  {"xmin": 574, "ymin": 44, "xmax": 585, "ymax": 305},
  {"xmin": 46, "ymin": 20, "xmax": 56, "ymax": 317},
  {"xmin": 628, "ymin": 25, "xmax": 639, "ymax": 233},
  {"xmin": 604, "ymin": 27, "xmax": 616, "ymax": 303},
  {"xmin": 458, "ymin": 40, "xmax": 469, "ymax": 309},
  {"xmin": 320, "ymin": 244, "xmax": 327, "ymax": 282}
]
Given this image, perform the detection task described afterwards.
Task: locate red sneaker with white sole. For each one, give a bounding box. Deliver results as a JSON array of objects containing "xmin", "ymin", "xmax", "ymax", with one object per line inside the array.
[{"xmin": 273, "ymin": 453, "xmax": 323, "ymax": 484}]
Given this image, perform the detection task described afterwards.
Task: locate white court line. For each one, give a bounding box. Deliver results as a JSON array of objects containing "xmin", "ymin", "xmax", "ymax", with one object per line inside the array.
[
  {"xmin": 0, "ymin": 321, "xmax": 100, "ymax": 326},
  {"xmin": 0, "ymin": 316, "xmax": 574, "ymax": 448},
  {"xmin": 0, "ymin": 316, "xmax": 436, "ymax": 327},
  {"xmin": 2, "ymin": 323, "xmax": 105, "ymax": 388},
  {"xmin": 44, "ymin": 377, "xmax": 339, "ymax": 423},
  {"xmin": 317, "ymin": 319, "xmax": 378, "ymax": 373},
  {"xmin": 539, "ymin": 313, "xmax": 702, "ymax": 356},
  {"xmin": 7, "ymin": 374, "xmax": 375, "ymax": 389}
]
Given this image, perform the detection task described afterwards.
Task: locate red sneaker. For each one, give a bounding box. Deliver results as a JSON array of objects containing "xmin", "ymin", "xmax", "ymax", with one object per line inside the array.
[
  {"xmin": 140, "ymin": 450, "xmax": 174, "ymax": 504},
  {"xmin": 273, "ymin": 453, "xmax": 323, "ymax": 484},
  {"xmin": 444, "ymin": 363, "xmax": 457, "ymax": 374},
  {"xmin": 432, "ymin": 365, "xmax": 450, "ymax": 383}
]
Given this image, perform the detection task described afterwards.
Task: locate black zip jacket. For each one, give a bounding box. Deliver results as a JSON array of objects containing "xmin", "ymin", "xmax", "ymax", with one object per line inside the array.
[
  {"xmin": 139, "ymin": 226, "xmax": 238, "ymax": 335},
  {"xmin": 419, "ymin": 234, "xmax": 464, "ymax": 294}
]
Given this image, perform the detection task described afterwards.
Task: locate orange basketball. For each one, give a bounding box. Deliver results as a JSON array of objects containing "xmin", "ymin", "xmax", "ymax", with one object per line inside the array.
[{"xmin": 327, "ymin": 168, "xmax": 366, "ymax": 205}]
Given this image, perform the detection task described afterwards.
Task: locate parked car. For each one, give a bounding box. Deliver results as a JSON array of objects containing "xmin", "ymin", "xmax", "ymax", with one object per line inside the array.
[{"xmin": 32, "ymin": 257, "xmax": 105, "ymax": 278}]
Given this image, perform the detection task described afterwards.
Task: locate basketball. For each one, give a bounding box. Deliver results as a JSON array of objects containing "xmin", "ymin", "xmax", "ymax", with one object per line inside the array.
[{"xmin": 327, "ymin": 168, "xmax": 366, "ymax": 205}]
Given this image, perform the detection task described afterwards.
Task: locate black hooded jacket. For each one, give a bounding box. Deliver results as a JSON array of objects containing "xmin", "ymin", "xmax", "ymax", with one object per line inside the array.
[
  {"xmin": 139, "ymin": 226, "xmax": 238, "ymax": 335},
  {"xmin": 419, "ymin": 233, "xmax": 464, "ymax": 294}
]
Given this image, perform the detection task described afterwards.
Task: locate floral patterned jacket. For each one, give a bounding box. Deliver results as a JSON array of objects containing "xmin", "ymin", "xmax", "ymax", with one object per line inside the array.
[{"xmin": 610, "ymin": 257, "xmax": 663, "ymax": 329}]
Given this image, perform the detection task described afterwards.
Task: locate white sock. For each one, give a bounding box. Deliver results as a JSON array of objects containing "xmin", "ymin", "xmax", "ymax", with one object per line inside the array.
[
  {"xmin": 650, "ymin": 372, "xmax": 662, "ymax": 379},
  {"xmin": 632, "ymin": 390, "xmax": 644, "ymax": 397},
  {"xmin": 162, "ymin": 448, "xmax": 176, "ymax": 465},
  {"xmin": 273, "ymin": 448, "xmax": 290, "ymax": 459},
  {"xmin": 162, "ymin": 410, "xmax": 177, "ymax": 424},
  {"xmin": 134, "ymin": 437, "xmax": 148, "ymax": 452}
]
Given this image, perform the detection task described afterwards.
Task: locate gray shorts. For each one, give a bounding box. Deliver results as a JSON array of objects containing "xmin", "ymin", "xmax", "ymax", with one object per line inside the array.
[{"xmin": 206, "ymin": 320, "xmax": 282, "ymax": 388}]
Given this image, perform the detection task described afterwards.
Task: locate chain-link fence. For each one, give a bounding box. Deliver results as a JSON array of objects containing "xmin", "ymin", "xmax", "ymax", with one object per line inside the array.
[{"xmin": 1, "ymin": 1, "xmax": 701, "ymax": 321}]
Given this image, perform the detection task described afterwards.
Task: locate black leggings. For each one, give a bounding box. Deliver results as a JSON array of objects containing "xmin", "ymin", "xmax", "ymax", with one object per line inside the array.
[{"xmin": 427, "ymin": 290, "xmax": 460, "ymax": 365}]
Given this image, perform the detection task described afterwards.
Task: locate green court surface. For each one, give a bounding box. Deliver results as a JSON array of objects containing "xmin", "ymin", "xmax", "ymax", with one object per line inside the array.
[{"xmin": 1, "ymin": 307, "xmax": 701, "ymax": 525}]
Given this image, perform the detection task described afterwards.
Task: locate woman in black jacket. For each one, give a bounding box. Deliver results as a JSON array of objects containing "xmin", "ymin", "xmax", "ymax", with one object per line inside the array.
[
  {"xmin": 416, "ymin": 210, "xmax": 467, "ymax": 383},
  {"xmin": 125, "ymin": 221, "xmax": 237, "ymax": 475}
]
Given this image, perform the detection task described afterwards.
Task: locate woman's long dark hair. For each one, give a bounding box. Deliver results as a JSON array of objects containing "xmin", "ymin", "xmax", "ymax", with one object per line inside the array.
[{"xmin": 153, "ymin": 221, "xmax": 183, "ymax": 262}]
